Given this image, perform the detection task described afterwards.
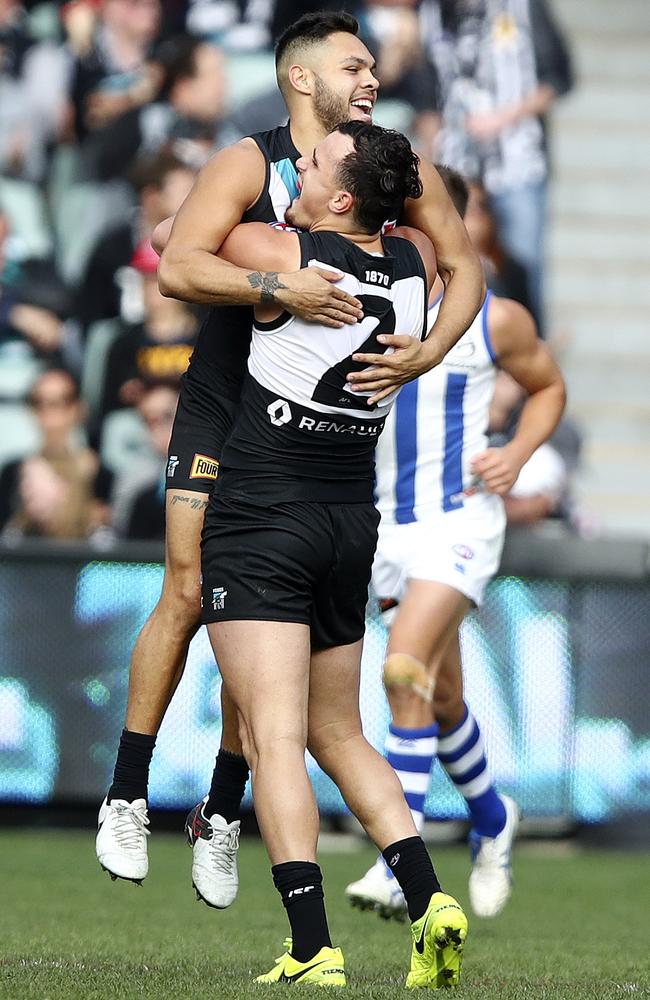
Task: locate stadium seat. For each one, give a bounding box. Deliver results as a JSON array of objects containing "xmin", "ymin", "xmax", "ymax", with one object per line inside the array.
[
  {"xmin": 0, "ymin": 341, "xmax": 43, "ymax": 402},
  {"xmin": 81, "ymin": 319, "xmax": 121, "ymax": 424},
  {"xmin": 225, "ymin": 52, "xmax": 277, "ymax": 107},
  {"xmin": 54, "ymin": 181, "xmax": 135, "ymax": 285},
  {"xmin": 0, "ymin": 178, "xmax": 52, "ymax": 259},
  {"xmin": 0, "ymin": 402, "xmax": 40, "ymax": 468},
  {"xmin": 99, "ymin": 407, "xmax": 157, "ymax": 478}
]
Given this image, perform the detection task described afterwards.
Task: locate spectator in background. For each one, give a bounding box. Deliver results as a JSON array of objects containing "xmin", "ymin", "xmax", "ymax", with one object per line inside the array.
[
  {"xmin": 0, "ymin": 212, "xmax": 70, "ymax": 366},
  {"xmin": 114, "ymin": 378, "xmax": 177, "ymax": 539},
  {"xmin": 0, "ymin": 368, "xmax": 113, "ymax": 539},
  {"xmin": 81, "ymin": 33, "xmax": 229, "ymax": 181},
  {"xmin": 68, "ymin": 0, "xmax": 163, "ymax": 141},
  {"xmin": 0, "ymin": 0, "xmax": 70, "ymax": 182},
  {"xmin": 98, "ymin": 236, "xmax": 197, "ymax": 420},
  {"xmin": 420, "ymin": 0, "xmax": 573, "ymax": 333},
  {"xmin": 362, "ymin": 0, "xmax": 442, "ymax": 153},
  {"xmin": 75, "ymin": 151, "xmax": 196, "ymax": 330},
  {"xmin": 0, "ymin": 0, "xmax": 34, "ymax": 176},
  {"xmin": 186, "ymin": 0, "xmax": 272, "ymax": 51}
]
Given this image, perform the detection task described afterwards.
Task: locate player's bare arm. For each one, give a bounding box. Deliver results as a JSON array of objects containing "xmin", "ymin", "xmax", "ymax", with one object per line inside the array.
[
  {"xmin": 157, "ymin": 141, "xmax": 362, "ymax": 329},
  {"xmin": 346, "ymin": 158, "xmax": 485, "ymax": 401},
  {"xmin": 217, "ymin": 221, "xmax": 302, "ymax": 318},
  {"xmin": 471, "ymin": 297, "xmax": 567, "ymax": 495}
]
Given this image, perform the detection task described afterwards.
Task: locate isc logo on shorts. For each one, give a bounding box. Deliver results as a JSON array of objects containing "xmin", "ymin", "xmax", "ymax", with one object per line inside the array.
[{"xmin": 189, "ymin": 453, "xmax": 219, "ymax": 480}]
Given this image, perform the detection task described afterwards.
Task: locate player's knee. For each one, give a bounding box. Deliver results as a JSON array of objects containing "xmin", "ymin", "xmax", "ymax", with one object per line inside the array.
[
  {"xmin": 307, "ymin": 738, "xmax": 335, "ymax": 779},
  {"xmin": 248, "ymin": 725, "xmax": 306, "ymax": 769},
  {"xmin": 383, "ymin": 653, "xmax": 434, "ymax": 703},
  {"xmin": 307, "ymin": 724, "xmax": 356, "ymax": 771},
  {"xmin": 160, "ymin": 566, "xmax": 202, "ymax": 625}
]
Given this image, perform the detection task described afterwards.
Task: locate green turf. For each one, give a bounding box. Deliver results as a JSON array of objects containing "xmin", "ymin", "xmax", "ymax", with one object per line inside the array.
[{"xmin": 0, "ymin": 830, "xmax": 647, "ymax": 999}]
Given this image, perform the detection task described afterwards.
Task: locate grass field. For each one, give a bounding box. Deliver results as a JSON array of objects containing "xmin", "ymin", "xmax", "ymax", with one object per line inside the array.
[{"xmin": 0, "ymin": 830, "xmax": 648, "ymax": 999}]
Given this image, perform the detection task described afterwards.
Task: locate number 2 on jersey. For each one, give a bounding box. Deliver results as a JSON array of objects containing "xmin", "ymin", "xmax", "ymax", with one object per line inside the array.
[{"xmin": 311, "ymin": 295, "xmax": 396, "ymax": 410}]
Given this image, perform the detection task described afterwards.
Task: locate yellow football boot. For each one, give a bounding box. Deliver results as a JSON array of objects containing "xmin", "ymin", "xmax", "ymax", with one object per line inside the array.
[
  {"xmin": 255, "ymin": 939, "xmax": 346, "ymax": 987},
  {"xmin": 406, "ymin": 893, "xmax": 468, "ymax": 989}
]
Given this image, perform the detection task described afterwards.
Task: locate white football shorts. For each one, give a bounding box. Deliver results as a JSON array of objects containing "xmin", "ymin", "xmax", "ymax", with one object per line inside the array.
[{"xmin": 372, "ymin": 493, "xmax": 506, "ymax": 608}]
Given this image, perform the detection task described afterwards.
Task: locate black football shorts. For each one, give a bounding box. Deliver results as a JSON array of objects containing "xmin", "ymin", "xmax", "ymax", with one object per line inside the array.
[
  {"xmin": 165, "ymin": 371, "xmax": 238, "ymax": 493},
  {"xmin": 201, "ymin": 494, "xmax": 380, "ymax": 650}
]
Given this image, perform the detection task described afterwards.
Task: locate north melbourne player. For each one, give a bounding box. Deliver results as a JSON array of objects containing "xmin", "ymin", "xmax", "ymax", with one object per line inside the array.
[{"xmin": 345, "ymin": 166, "xmax": 566, "ymax": 920}]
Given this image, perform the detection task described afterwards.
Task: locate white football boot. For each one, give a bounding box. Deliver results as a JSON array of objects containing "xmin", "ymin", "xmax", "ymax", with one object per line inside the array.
[
  {"xmin": 96, "ymin": 797, "xmax": 149, "ymax": 883},
  {"xmin": 468, "ymin": 793, "xmax": 519, "ymax": 917},
  {"xmin": 185, "ymin": 797, "xmax": 240, "ymax": 908},
  {"xmin": 345, "ymin": 857, "xmax": 407, "ymax": 921}
]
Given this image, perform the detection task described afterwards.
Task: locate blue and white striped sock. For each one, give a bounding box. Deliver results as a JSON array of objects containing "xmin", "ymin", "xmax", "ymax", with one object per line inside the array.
[
  {"xmin": 384, "ymin": 722, "xmax": 439, "ymax": 834},
  {"xmin": 437, "ymin": 703, "xmax": 506, "ymax": 838}
]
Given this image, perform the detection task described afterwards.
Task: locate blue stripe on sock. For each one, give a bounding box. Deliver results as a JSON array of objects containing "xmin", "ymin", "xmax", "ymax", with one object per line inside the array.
[
  {"xmin": 437, "ymin": 722, "xmax": 480, "ymax": 764},
  {"xmin": 404, "ymin": 790, "xmax": 426, "ymax": 812},
  {"xmin": 385, "ymin": 752, "xmax": 433, "ymax": 774},
  {"xmin": 450, "ymin": 758, "xmax": 487, "ymax": 787}
]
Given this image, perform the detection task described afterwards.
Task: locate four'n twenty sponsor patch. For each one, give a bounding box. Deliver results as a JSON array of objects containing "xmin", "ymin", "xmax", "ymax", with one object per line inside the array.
[{"xmin": 189, "ymin": 453, "xmax": 219, "ymax": 480}]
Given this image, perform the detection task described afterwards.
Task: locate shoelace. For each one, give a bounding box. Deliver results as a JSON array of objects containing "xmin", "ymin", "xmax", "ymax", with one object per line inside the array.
[
  {"xmin": 208, "ymin": 825, "xmax": 240, "ymax": 873},
  {"xmin": 110, "ymin": 803, "xmax": 150, "ymax": 851}
]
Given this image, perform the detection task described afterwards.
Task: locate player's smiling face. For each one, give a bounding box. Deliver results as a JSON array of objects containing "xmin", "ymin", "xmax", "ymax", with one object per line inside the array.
[
  {"xmin": 287, "ymin": 130, "xmax": 355, "ymax": 230},
  {"xmin": 309, "ymin": 32, "xmax": 378, "ymax": 132}
]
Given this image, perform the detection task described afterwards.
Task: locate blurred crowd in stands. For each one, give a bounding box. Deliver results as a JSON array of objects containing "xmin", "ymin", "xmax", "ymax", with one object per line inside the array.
[{"xmin": 0, "ymin": 0, "xmax": 581, "ymax": 544}]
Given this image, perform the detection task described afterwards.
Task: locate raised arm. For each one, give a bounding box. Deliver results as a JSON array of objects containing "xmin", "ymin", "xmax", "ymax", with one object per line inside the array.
[
  {"xmin": 346, "ymin": 158, "xmax": 485, "ymax": 402},
  {"xmin": 403, "ymin": 159, "xmax": 485, "ymax": 357},
  {"xmin": 470, "ymin": 297, "xmax": 567, "ymax": 495},
  {"xmin": 157, "ymin": 141, "xmax": 362, "ymax": 328}
]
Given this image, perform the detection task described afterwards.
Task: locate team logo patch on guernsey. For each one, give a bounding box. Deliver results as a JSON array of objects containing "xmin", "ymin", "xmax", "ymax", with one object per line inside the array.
[
  {"xmin": 189, "ymin": 453, "xmax": 219, "ymax": 480},
  {"xmin": 452, "ymin": 544, "xmax": 475, "ymax": 560}
]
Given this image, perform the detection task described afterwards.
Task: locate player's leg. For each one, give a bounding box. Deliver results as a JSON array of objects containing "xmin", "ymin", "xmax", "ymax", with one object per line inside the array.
[
  {"xmin": 208, "ymin": 619, "xmax": 344, "ymax": 984},
  {"xmin": 435, "ymin": 636, "xmax": 519, "ymax": 918},
  {"xmin": 201, "ymin": 498, "xmax": 344, "ymax": 984},
  {"xmin": 185, "ymin": 681, "xmax": 248, "ymax": 908},
  {"xmin": 308, "ymin": 640, "xmax": 467, "ymax": 989},
  {"xmin": 98, "ymin": 377, "xmax": 248, "ymax": 890},
  {"xmin": 345, "ymin": 581, "xmax": 468, "ymax": 917},
  {"xmin": 96, "ymin": 488, "xmax": 207, "ymax": 883},
  {"xmin": 384, "ymin": 581, "xmax": 470, "ymax": 832}
]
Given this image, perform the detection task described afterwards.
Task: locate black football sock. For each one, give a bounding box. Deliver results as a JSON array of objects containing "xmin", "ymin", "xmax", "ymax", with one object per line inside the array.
[
  {"xmin": 382, "ymin": 836, "xmax": 441, "ymax": 922},
  {"xmin": 272, "ymin": 861, "xmax": 332, "ymax": 963},
  {"xmin": 204, "ymin": 749, "xmax": 250, "ymax": 823},
  {"xmin": 107, "ymin": 729, "xmax": 156, "ymax": 803}
]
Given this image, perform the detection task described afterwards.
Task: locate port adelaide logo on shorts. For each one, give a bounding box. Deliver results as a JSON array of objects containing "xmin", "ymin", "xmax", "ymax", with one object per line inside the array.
[
  {"xmin": 189, "ymin": 453, "xmax": 219, "ymax": 480},
  {"xmin": 212, "ymin": 587, "xmax": 227, "ymax": 611}
]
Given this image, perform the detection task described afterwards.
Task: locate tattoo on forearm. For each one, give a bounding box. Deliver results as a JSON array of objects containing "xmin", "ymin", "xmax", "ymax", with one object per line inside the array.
[
  {"xmin": 247, "ymin": 271, "xmax": 287, "ymax": 305},
  {"xmin": 171, "ymin": 496, "xmax": 208, "ymax": 511}
]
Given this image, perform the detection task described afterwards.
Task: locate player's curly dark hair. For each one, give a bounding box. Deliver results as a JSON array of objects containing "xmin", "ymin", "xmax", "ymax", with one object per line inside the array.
[{"xmin": 334, "ymin": 121, "xmax": 423, "ymax": 234}]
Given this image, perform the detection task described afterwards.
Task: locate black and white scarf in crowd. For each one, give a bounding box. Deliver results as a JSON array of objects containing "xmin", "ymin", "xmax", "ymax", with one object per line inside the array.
[{"xmin": 421, "ymin": 0, "xmax": 547, "ymax": 194}]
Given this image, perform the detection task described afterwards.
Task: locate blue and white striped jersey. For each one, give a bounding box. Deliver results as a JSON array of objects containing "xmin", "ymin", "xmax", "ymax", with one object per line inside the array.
[{"xmin": 374, "ymin": 290, "xmax": 498, "ymax": 522}]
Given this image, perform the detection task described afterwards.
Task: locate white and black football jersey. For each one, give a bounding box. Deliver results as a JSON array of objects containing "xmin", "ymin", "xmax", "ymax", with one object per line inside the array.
[{"xmin": 217, "ymin": 230, "xmax": 428, "ymax": 503}]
